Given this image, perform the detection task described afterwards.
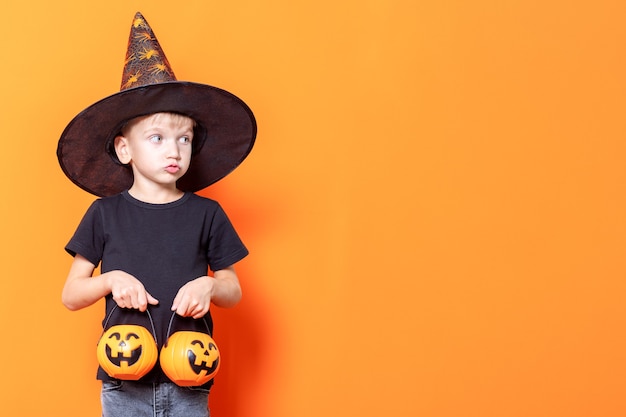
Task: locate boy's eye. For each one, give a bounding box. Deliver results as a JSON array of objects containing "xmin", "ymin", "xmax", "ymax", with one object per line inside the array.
[
  {"xmin": 179, "ymin": 136, "xmax": 192, "ymax": 144},
  {"xmin": 149, "ymin": 135, "xmax": 162, "ymax": 143}
]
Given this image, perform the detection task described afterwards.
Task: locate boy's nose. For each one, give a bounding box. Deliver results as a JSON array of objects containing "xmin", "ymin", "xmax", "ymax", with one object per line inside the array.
[{"xmin": 165, "ymin": 140, "xmax": 181, "ymax": 158}]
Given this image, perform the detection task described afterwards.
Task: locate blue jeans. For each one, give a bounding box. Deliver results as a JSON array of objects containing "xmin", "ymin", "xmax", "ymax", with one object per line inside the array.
[{"xmin": 101, "ymin": 380, "xmax": 210, "ymax": 417}]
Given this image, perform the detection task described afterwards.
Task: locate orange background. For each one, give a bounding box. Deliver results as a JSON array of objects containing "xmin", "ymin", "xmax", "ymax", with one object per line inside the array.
[{"xmin": 1, "ymin": 1, "xmax": 626, "ymax": 416}]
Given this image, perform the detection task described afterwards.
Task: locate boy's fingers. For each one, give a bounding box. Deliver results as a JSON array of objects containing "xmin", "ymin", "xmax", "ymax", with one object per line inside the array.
[
  {"xmin": 175, "ymin": 303, "xmax": 188, "ymax": 317},
  {"xmin": 171, "ymin": 288, "xmax": 184, "ymax": 311},
  {"xmin": 133, "ymin": 292, "xmax": 145, "ymax": 311},
  {"xmin": 146, "ymin": 292, "xmax": 159, "ymax": 305}
]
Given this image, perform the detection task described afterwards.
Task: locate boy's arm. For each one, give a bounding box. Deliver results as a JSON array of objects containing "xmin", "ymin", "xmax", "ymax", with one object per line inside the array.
[
  {"xmin": 211, "ymin": 266, "xmax": 243, "ymax": 308},
  {"xmin": 62, "ymin": 254, "xmax": 158, "ymax": 311},
  {"xmin": 171, "ymin": 266, "xmax": 243, "ymax": 319}
]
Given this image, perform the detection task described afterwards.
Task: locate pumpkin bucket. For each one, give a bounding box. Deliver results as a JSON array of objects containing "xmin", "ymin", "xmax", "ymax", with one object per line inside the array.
[
  {"xmin": 96, "ymin": 306, "xmax": 158, "ymax": 380},
  {"xmin": 160, "ymin": 313, "xmax": 220, "ymax": 386}
]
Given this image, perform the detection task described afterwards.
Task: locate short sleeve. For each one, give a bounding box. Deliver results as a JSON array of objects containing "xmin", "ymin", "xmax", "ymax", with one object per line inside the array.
[
  {"xmin": 207, "ymin": 204, "xmax": 249, "ymax": 271},
  {"xmin": 65, "ymin": 200, "xmax": 105, "ymax": 267}
]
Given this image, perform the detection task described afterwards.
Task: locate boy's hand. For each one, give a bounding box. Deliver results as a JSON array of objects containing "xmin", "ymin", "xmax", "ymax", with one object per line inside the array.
[
  {"xmin": 107, "ymin": 270, "xmax": 159, "ymax": 312},
  {"xmin": 171, "ymin": 276, "xmax": 214, "ymax": 319}
]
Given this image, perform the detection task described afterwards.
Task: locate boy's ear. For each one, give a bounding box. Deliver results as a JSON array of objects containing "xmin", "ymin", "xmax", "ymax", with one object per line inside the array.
[{"xmin": 114, "ymin": 135, "xmax": 131, "ymax": 165}]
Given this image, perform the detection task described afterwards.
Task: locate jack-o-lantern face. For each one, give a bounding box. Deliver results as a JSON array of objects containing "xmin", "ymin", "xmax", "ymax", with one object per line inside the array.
[
  {"xmin": 96, "ymin": 324, "xmax": 158, "ymax": 380},
  {"xmin": 160, "ymin": 331, "xmax": 221, "ymax": 387},
  {"xmin": 105, "ymin": 331, "xmax": 143, "ymax": 367},
  {"xmin": 187, "ymin": 339, "xmax": 220, "ymax": 376}
]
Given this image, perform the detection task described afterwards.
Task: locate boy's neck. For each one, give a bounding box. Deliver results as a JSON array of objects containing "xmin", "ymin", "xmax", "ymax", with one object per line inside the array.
[{"xmin": 127, "ymin": 184, "xmax": 185, "ymax": 204}]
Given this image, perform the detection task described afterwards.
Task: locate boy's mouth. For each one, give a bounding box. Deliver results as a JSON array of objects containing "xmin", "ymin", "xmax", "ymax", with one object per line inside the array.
[{"xmin": 165, "ymin": 164, "xmax": 180, "ymax": 173}]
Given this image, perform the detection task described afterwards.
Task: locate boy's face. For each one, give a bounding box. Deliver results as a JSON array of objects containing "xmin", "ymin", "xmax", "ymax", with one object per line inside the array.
[{"xmin": 114, "ymin": 113, "xmax": 195, "ymax": 190}]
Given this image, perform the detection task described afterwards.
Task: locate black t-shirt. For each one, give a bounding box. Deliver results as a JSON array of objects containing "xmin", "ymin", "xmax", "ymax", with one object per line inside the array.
[{"xmin": 66, "ymin": 191, "xmax": 248, "ymax": 384}]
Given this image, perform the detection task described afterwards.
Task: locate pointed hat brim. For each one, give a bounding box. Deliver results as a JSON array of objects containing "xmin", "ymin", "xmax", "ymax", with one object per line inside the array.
[{"xmin": 57, "ymin": 13, "xmax": 256, "ymax": 197}]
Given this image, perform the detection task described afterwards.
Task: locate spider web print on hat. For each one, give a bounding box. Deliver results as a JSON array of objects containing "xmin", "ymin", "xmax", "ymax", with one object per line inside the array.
[{"xmin": 121, "ymin": 13, "xmax": 177, "ymax": 90}]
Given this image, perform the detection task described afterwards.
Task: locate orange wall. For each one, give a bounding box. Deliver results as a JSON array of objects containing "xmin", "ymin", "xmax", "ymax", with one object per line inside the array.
[{"xmin": 1, "ymin": 1, "xmax": 626, "ymax": 416}]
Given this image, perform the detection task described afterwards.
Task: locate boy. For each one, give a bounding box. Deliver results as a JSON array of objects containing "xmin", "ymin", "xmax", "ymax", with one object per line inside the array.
[{"xmin": 57, "ymin": 12, "xmax": 256, "ymax": 417}]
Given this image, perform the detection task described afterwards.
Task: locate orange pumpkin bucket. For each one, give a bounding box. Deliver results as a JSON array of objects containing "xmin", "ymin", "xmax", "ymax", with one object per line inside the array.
[
  {"xmin": 160, "ymin": 313, "xmax": 220, "ymax": 386},
  {"xmin": 96, "ymin": 306, "xmax": 158, "ymax": 380}
]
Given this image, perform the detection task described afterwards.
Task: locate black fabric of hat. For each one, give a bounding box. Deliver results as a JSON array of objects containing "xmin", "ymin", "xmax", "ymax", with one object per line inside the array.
[{"xmin": 57, "ymin": 12, "xmax": 257, "ymax": 197}]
